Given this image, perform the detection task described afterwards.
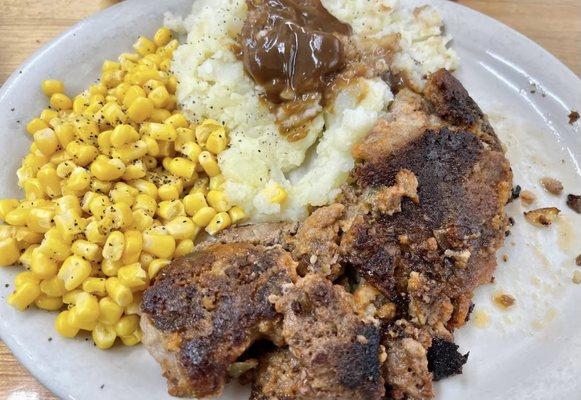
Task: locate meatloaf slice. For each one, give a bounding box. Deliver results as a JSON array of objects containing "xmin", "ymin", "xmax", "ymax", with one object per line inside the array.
[
  {"xmin": 250, "ymin": 274, "xmax": 385, "ymax": 400},
  {"xmin": 140, "ymin": 243, "xmax": 297, "ymax": 398}
]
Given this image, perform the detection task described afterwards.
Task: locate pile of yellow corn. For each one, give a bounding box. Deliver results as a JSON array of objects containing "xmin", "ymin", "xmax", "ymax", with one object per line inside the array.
[{"xmin": 0, "ymin": 27, "xmax": 245, "ymax": 349}]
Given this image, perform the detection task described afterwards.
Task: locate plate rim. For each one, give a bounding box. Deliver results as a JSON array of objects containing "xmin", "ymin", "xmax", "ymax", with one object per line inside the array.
[{"xmin": 0, "ymin": 0, "xmax": 579, "ymax": 399}]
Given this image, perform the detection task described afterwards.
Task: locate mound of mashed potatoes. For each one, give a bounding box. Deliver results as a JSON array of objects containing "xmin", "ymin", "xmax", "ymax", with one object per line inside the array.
[{"xmin": 167, "ymin": 0, "xmax": 457, "ymax": 222}]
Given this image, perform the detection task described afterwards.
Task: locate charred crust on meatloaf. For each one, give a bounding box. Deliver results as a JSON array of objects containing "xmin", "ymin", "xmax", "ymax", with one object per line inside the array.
[
  {"xmin": 427, "ymin": 338, "xmax": 469, "ymax": 381},
  {"xmin": 141, "ymin": 243, "xmax": 297, "ymax": 398}
]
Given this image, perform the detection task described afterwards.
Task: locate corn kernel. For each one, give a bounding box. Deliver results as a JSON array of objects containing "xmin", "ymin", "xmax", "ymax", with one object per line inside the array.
[
  {"xmin": 55, "ymin": 310, "xmax": 79, "ymax": 338},
  {"xmin": 132, "ymin": 209, "xmax": 154, "ymax": 232},
  {"xmin": 167, "ymin": 76, "xmax": 178, "ymax": 94},
  {"xmin": 122, "ymin": 230, "xmax": 143, "ymax": 264},
  {"xmin": 206, "ymin": 212, "xmax": 232, "ymax": 235},
  {"xmin": 150, "ymin": 108, "xmax": 172, "ymax": 123},
  {"xmin": 101, "ymin": 259, "xmax": 122, "ymax": 277},
  {"xmin": 98, "ymin": 297, "xmax": 124, "ymax": 325},
  {"xmin": 228, "ymin": 206, "xmax": 246, "ymax": 224},
  {"xmin": 127, "ymin": 97, "xmax": 154, "ymax": 123},
  {"xmin": 120, "ymin": 328, "xmax": 142, "ymax": 346},
  {"xmin": 164, "ymin": 157, "xmax": 196, "ymax": 179},
  {"xmin": 26, "ymin": 207, "xmax": 54, "ymax": 233},
  {"xmin": 198, "ymin": 151, "xmax": 220, "ymax": 177},
  {"xmin": 8, "ymin": 281, "xmax": 41, "ymax": 311},
  {"xmin": 102, "ymin": 231, "xmax": 125, "ymax": 261},
  {"xmin": 147, "ymin": 258, "xmax": 170, "ymax": 279},
  {"xmin": 154, "ymin": 27, "xmax": 173, "ymax": 47},
  {"xmin": 195, "ymin": 119, "xmax": 223, "ymax": 145},
  {"xmin": 19, "ymin": 244, "xmax": 38, "ymax": 268},
  {"xmin": 0, "ymin": 238, "xmax": 21, "ymax": 266},
  {"xmin": 93, "ymin": 323, "xmax": 117, "ymax": 349},
  {"xmin": 142, "ymin": 231, "xmax": 175, "ymax": 259},
  {"xmin": 158, "ymin": 183, "xmax": 181, "ymax": 201},
  {"xmin": 192, "ymin": 206, "xmax": 217, "ymax": 227},
  {"xmin": 164, "ymin": 113, "xmax": 189, "ymax": 129},
  {"xmin": 206, "ymin": 130, "xmax": 229, "ymax": 155},
  {"xmin": 115, "ymin": 314, "xmax": 140, "ymax": 337},
  {"xmin": 123, "ymin": 160, "xmax": 147, "ymax": 180},
  {"xmin": 50, "ymin": 93, "xmax": 73, "ymax": 111},
  {"xmin": 148, "ymin": 85, "xmax": 170, "ymax": 109},
  {"xmin": 261, "ymin": 183, "xmax": 288, "ymax": 204},
  {"xmin": 101, "ymin": 70, "xmax": 124, "ymax": 89},
  {"xmin": 58, "ymin": 255, "xmax": 92, "ymax": 290},
  {"xmin": 40, "ymin": 109, "xmax": 59, "ymax": 124},
  {"xmin": 41, "ymin": 79, "xmax": 65, "ymax": 96},
  {"xmin": 165, "ymin": 216, "xmax": 198, "ymax": 240},
  {"xmin": 105, "ymin": 277, "xmax": 133, "ymax": 307},
  {"xmin": 157, "ymin": 200, "xmax": 185, "ymax": 220},
  {"xmin": 69, "ymin": 292, "xmax": 100, "ymax": 326},
  {"xmin": 118, "ymin": 263, "xmax": 147, "ymax": 289},
  {"xmin": 174, "ymin": 239, "xmax": 195, "ymax": 258},
  {"xmin": 101, "ymin": 102, "xmax": 127, "ymax": 125},
  {"xmin": 26, "ymin": 118, "xmax": 49, "ymax": 135},
  {"xmin": 148, "ymin": 123, "xmax": 177, "ymax": 141},
  {"xmin": 111, "ymin": 124, "xmax": 140, "ymax": 148},
  {"xmin": 133, "ymin": 36, "xmax": 157, "ymax": 56},
  {"xmin": 90, "ymin": 156, "xmax": 126, "ymax": 181},
  {"xmin": 156, "ymin": 139, "xmax": 175, "ymax": 157},
  {"xmin": 5, "ymin": 208, "xmax": 29, "ymax": 226},
  {"xmin": 72, "ymin": 240, "xmax": 102, "ymax": 262},
  {"xmin": 207, "ymin": 190, "xmax": 230, "ymax": 212},
  {"xmin": 39, "ymin": 233, "xmax": 71, "ymax": 261},
  {"xmin": 66, "ymin": 141, "xmax": 99, "ymax": 166},
  {"xmin": 23, "ymin": 178, "xmax": 45, "ymax": 201},
  {"xmin": 0, "ymin": 199, "xmax": 20, "ymax": 221},
  {"xmin": 54, "ymin": 123, "xmax": 75, "ymax": 147},
  {"xmin": 35, "ymin": 294, "xmax": 63, "ymax": 311},
  {"xmin": 37, "ymin": 164, "xmax": 62, "ymax": 198},
  {"xmin": 31, "ymin": 247, "xmax": 59, "ymax": 278},
  {"xmin": 40, "ymin": 276, "xmax": 67, "ymax": 297},
  {"xmin": 80, "ymin": 277, "xmax": 106, "ymax": 297}
]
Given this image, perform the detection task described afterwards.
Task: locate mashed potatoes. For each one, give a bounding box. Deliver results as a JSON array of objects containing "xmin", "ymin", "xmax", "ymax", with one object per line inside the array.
[{"xmin": 169, "ymin": 0, "xmax": 456, "ymax": 222}]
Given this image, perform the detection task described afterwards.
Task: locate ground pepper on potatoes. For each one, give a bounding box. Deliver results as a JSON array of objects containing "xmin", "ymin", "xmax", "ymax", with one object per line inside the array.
[{"xmin": 0, "ymin": 27, "xmax": 245, "ymax": 349}]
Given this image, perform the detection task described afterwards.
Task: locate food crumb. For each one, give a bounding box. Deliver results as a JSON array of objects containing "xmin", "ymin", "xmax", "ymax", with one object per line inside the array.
[
  {"xmin": 568, "ymin": 110, "xmax": 580, "ymax": 125},
  {"xmin": 566, "ymin": 194, "xmax": 581, "ymax": 214},
  {"xmin": 576, "ymin": 255, "xmax": 581, "ymax": 266},
  {"xmin": 356, "ymin": 335, "xmax": 368, "ymax": 344},
  {"xmin": 520, "ymin": 190, "xmax": 536, "ymax": 206},
  {"xmin": 572, "ymin": 271, "xmax": 581, "ymax": 285},
  {"xmin": 473, "ymin": 309, "xmax": 490, "ymax": 328},
  {"xmin": 100, "ymin": 384, "xmax": 105, "ymax": 390},
  {"xmin": 502, "ymin": 254, "xmax": 509, "ymax": 262},
  {"xmin": 47, "ymin": 337, "xmax": 52, "ymax": 342},
  {"xmin": 510, "ymin": 185, "xmax": 521, "ymax": 200},
  {"xmin": 539, "ymin": 177, "xmax": 563, "ymax": 195},
  {"xmin": 493, "ymin": 293, "xmax": 516, "ymax": 309},
  {"xmin": 524, "ymin": 207, "xmax": 560, "ymax": 226}
]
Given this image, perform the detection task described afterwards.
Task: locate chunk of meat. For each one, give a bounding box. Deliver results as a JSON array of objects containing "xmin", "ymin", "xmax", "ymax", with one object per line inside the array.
[
  {"xmin": 251, "ymin": 274, "xmax": 385, "ymax": 399},
  {"xmin": 285, "ymin": 203, "xmax": 345, "ymax": 278},
  {"xmin": 140, "ymin": 243, "xmax": 297, "ymax": 398}
]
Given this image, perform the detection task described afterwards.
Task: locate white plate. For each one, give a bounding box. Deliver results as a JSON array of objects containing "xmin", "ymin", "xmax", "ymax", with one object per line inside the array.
[{"xmin": 0, "ymin": 0, "xmax": 579, "ymax": 399}]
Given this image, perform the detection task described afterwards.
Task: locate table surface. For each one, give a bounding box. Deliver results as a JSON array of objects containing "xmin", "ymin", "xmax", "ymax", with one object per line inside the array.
[{"xmin": 0, "ymin": 0, "xmax": 580, "ymax": 399}]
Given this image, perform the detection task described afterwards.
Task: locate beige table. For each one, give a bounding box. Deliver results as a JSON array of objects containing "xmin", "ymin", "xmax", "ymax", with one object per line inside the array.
[{"xmin": 0, "ymin": 0, "xmax": 580, "ymax": 399}]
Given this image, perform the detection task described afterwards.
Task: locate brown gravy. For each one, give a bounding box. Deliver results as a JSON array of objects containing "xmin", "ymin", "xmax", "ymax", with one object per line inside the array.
[{"xmin": 241, "ymin": 0, "xmax": 352, "ymax": 104}]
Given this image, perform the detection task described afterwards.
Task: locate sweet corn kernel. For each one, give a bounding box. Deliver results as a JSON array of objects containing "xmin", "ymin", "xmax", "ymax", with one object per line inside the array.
[
  {"xmin": 165, "ymin": 157, "xmax": 196, "ymax": 179},
  {"xmin": 66, "ymin": 141, "xmax": 99, "ymax": 166},
  {"xmin": 118, "ymin": 263, "xmax": 147, "ymax": 289},
  {"xmin": 105, "ymin": 277, "xmax": 133, "ymax": 307},
  {"xmin": 157, "ymin": 200, "xmax": 185, "ymax": 220},
  {"xmin": 174, "ymin": 239, "xmax": 195, "ymax": 258},
  {"xmin": 98, "ymin": 297, "xmax": 124, "ymax": 325},
  {"xmin": 8, "ymin": 281, "xmax": 41, "ymax": 311},
  {"xmin": 0, "ymin": 199, "xmax": 20, "ymax": 221},
  {"xmin": 156, "ymin": 139, "xmax": 175, "ymax": 157},
  {"xmin": 133, "ymin": 36, "xmax": 157, "ymax": 57},
  {"xmin": 40, "ymin": 109, "xmax": 59, "ymax": 124},
  {"xmin": 5, "ymin": 208, "xmax": 29, "ymax": 226},
  {"xmin": 90, "ymin": 156, "xmax": 126, "ymax": 181},
  {"xmin": 26, "ymin": 207, "xmax": 54, "ymax": 233},
  {"xmin": 209, "ymin": 175, "xmax": 226, "ymax": 191},
  {"xmin": 26, "ymin": 118, "xmax": 49, "ymax": 135},
  {"xmin": 41, "ymin": 79, "xmax": 65, "ymax": 96},
  {"xmin": 164, "ymin": 113, "xmax": 189, "ymax": 129},
  {"xmin": 55, "ymin": 310, "xmax": 79, "ymax": 338},
  {"xmin": 127, "ymin": 97, "xmax": 154, "ymax": 123},
  {"xmin": 262, "ymin": 183, "xmax": 288, "ymax": 204},
  {"xmin": 72, "ymin": 240, "xmax": 102, "ymax": 262},
  {"xmin": 58, "ymin": 255, "xmax": 92, "ymax": 290},
  {"xmin": 207, "ymin": 190, "xmax": 230, "ymax": 212},
  {"xmin": 167, "ymin": 76, "xmax": 178, "ymax": 94},
  {"xmin": 23, "ymin": 178, "xmax": 45, "ymax": 201},
  {"xmin": 122, "ymin": 230, "xmax": 143, "ymax": 264},
  {"xmin": 228, "ymin": 206, "xmax": 246, "ymax": 224},
  {"xmin": 148, "ymin": 123, "xmax": 177, "ymax": 141},
  {"xmin": 116, "ymin": 314, "xmax": 140, "ymax": 338},
  {"xmin": 150, "ymin": 108, "xmax": 172, "ymax": 123},
  {"xmin": 111, "ymin": 124, "xmax": 140, "ymax": 148},
  {"xmin": 148, "ymin": 86, "xmax": 170, "ymax": 109},
  {"xmin": 35, "ymin": 294, "xmax": 63, "ymax": 311},
  {"xmin": 157, "ymin": 183, "xmax": 181, "ymax": 201},
  {"xmin": 195, "ymin": 119, "xmax": 223, "ymax": 145},
  {"xmin": 165, "ymin": 217, "xmax": 198, "ymax": 240},
  {"xmin": 101, "ymin": 259, "xmax": 122, "ymax": 277},
  {"xmin": 101, "ymin": 102, "xmax": 126, "ymax": 125},
  {"xmin": 132, "ymin": 209, "xmax": 154, "ymax": 232},
  {"xmin": 0, "ymin": 238, "xmax": 21, "ymax": 266},
  {"xmin": 154, "ymin": 27, "xmax": 173, "ymax": 47},
  {"xmin": 123, "ymin": 160, "xmax": 147, "ymax": 180},
  {"xmin": 93, "ymin": 323, "xmax": 117, "ymax": 349},
  {"xmin": 142, "ymin": 231, "xmax": 175, "ymax": 259},
  {"xmin": 39, "ymin": 232, "xmax": 71, "ymax": 261},
  {"xmin": 206, "ymin": 130, "xmax": 228, "ymax": 155},
  {"xmin": 182, "ymin": 193, "xmax": 208, "ymax": 217},
  {"xmin": 50, "ymin": 93, "xmax": 73, "ymax": 111},
  {"xmin": 198, "ymin": 151, "xmax": 220, "ymax": 177},
  {"xmin": 40, "ymin": 276, "xmax": 67, "ymax": 297},
  {"xmin": 31, "ymin": 247, "xmax": 59, "ymax": 278},
  {"xmin": 147, "ymin": 258, "xmax": 170, "ymax": 279},
  {"xmin": 19, "ymin": 245, "xmax": 38, "ymax": 268},
  {"xmin": 192, "ymin": 206, "xmax": 217, "ymax": 227},
  {"xmin": 15, "ymin": 226, "xmax": 44, "ymax": 245},
  {"xmin": 37, "ymin": 164, "xmax": 62, "ymax": 198},
  {"xmin": 82, "ymin": 277, "xmax": 107, "ymax": 296},
  {"xmin": 103, "ymin": 231, "xmax": 125, "ymax": 261},
  {"xmin": 120, "ymin": 328, "xmax": 142, "ymax": 346},
  {"xmin": 33, "ymin": 128, "xmax": 59, "ymax": 156},
  {"xmin": 69, "ymin": 292, "xmax": 100, "ymax": 326},
  {"xmin": 206, "ymin": 212, "xmax": 232, "ymax": 235}
]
